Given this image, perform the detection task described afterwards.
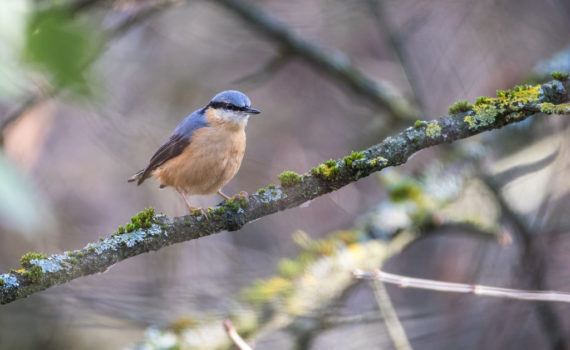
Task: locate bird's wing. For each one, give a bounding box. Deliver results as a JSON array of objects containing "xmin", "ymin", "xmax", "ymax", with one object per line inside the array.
[
  {"xmin": 129, "ymin": 109, "xmax": 209, "ymax": 186},
  {"xmin": 135, "ymin": 133, "xmax": 190, "ymax": 185}
]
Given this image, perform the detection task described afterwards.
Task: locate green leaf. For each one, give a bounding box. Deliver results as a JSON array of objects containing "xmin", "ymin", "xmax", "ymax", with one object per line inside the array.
[
  {"xmin": 0, "ymin": 1, "xmax": 30, "ymax": 100},
  {"xmin": 23, "ymin": 6, "xmax": 101, "ymax": 95}
]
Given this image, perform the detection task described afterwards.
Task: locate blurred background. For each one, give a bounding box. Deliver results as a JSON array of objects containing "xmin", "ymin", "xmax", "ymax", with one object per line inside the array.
[{"xmin": 1, "ymin": 0, "xmax": 570, "ymax": 349}]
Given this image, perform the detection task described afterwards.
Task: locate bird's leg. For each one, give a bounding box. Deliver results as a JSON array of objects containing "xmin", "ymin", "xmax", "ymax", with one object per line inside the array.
[
  {"xmin": 178, "ymin": 191, "xmax": 207, "ymax": 218},
  {"xmin": 217, "ymin": 190, "xmax": 231, "ymax": 201}
]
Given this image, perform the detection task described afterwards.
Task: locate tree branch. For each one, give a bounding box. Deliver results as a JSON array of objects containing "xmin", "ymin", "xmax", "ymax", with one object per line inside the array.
[
  {"xmin": 0, "ymin": 80, "xmax": 568, "ymax": 305},
  {"xmin": 353, "ymin": 269, "xmax": 570, "ymax": 304},
  {"xmin": 364, "ymin": 0, "xmax": 426, "ymax": 115},
  {"xmin": 483, "ymin": 173, "xmax": 567, "ymax": 349},
  {"xmin": 223, "ymin": 319, "xmax": 253, "ymax": 350},
  {"xmin": 0, "ymin": 0, "xmax": 178, "ymax": 144},
  {"xmin": 0, "ymin": 94, "xmax": 49, "ymax": 145},
  {"xmin": 212, "ymin": 0, "xmax": 417, "ymax": 122},
  {"xmin": 369, "ymin": 278, "xmax": 413, "ymax": 350}
]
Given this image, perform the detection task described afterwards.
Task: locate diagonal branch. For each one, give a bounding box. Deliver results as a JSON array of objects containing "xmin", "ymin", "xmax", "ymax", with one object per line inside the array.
[
  {"xmin": 369, "ymin": 278, "xmax": 413, "ymax": 350},
  {"xmin": 223, "ymin": 319, "xmax": 253, "ymax": 350},
  {"xmin": 364, "ymin": 0, "xmax": 426, "ymax": 115},
  {"xmin": 212, "ymin": 0, "xmax": 417, "ymax": 122},
  {"xmin": 0, "ymin": 80, "xmax": 568, "ymax": 305}
]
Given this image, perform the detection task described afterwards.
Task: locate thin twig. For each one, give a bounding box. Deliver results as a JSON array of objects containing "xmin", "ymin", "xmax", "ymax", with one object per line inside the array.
[
  {"xmin": 370, "ymin": 278, "xmax": 413, "ymax": 350},
  {"xmin": 354, "ymin": 269, "xmax": 570, "ymax": 303},
  {"xmin": 223, "ymin": 319, "xmax": 253, "ymax": 350},
  {"xmin": 492, "ymin": 150, "xmax": 559, "ymax": 187}
]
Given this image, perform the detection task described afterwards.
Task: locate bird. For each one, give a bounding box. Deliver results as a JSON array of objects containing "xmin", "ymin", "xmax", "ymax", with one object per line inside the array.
[{"xmin": 128, "ymin": 90, "xmax": 260, "ymax": 214}]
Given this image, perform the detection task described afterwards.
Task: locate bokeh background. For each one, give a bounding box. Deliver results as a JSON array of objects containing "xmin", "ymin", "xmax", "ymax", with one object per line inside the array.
[{"xmin": 1, "ymin": 0, "xmax": 570, "ymax": 349}]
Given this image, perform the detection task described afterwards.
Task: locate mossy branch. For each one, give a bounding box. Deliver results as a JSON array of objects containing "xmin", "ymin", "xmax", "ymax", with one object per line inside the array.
[{"xmin": 1, "ymin": 80, "xmax": 569, "ymax": 305}]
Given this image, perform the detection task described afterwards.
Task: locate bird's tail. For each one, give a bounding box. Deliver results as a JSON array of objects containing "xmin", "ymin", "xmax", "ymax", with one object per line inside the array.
[{"xmin": 127, "ymin": 169, "xmax": 145, "ymax": 184}]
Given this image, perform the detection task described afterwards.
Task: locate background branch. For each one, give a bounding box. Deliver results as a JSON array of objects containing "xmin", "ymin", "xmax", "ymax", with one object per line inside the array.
[
  {"xmin": 212, "ymin": 0, "xmax": 417, "ymax": 122},
  {"xmin": 223, "ymin": 319, "xmax": 253, "ymax": 350},
  {"xmin": 354, "ymin": 269, "xmax": 570, "ymax": 303},
  {"xmin": 370, "ymin": 278, "xmax": 413, "ymax": 350},
  {"xmin": 364, "ymin": 0, "xmax": 426, "ymax": 115},
  {"xmin": 0, "ymin": 0, "xmax": 179, "ymax": 145},
  {"xmin": 483, "ymin": 174, "xmax": 566, "ymax": 350}
]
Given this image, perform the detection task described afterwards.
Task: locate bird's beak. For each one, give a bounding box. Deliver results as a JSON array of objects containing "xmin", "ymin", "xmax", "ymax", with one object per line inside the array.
[{"xmin": 245, "ymin": 107, "xmax": 261, "ymax": 114}]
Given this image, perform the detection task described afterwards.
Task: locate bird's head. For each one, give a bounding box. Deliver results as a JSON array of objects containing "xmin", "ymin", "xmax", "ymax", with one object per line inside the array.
[{"xmin": 204, "ymin": 90, "xmax": 260, "ymax": 128}]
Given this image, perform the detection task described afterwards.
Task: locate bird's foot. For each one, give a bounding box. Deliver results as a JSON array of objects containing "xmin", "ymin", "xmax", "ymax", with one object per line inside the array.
[
  {"xmin": 219, "ymin": 190, "xmax": 248, "ymax": 202},
  {"xmin": 187, "ymin": 205, "xmax": 209, "ymax": 220},
  {"xmin": 231, "ymin": 191, "xmax": 248, "ymax": 201}
]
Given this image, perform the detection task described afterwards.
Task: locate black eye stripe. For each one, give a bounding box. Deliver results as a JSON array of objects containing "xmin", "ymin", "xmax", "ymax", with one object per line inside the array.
[{"xmin": 209, "ymin": 101, "xmax": 248, "ymax": 112}]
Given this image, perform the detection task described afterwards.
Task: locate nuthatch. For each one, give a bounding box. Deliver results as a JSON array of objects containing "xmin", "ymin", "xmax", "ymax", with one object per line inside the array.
[{"xmin": 128, "ymin": 90, "xmax": 260, "ymax": 213}]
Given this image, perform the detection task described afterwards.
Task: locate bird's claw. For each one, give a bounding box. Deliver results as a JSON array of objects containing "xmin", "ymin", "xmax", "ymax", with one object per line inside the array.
[
  {"xmin": 199, "ymin": 208, "xmax": 208, "ymax": 220},
  {"xmin": 188, "ymin": 206, "xmax": 209, "ymax": 221},
  {"xmin": 231, "ymin": 191, "xmax": 248, "ymax": 201}
]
